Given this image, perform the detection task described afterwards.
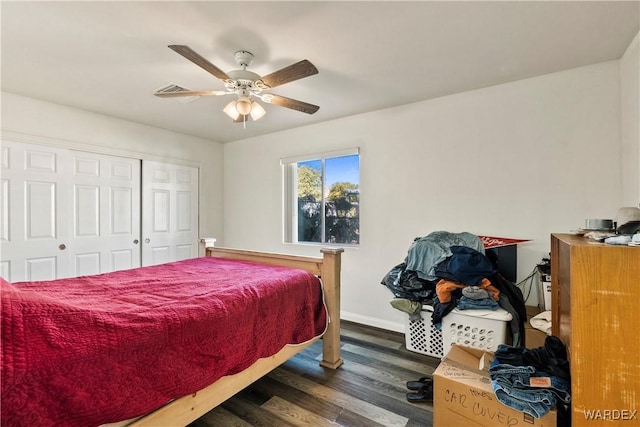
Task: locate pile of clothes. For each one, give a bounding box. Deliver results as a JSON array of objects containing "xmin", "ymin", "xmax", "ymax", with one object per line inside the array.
[
  {"xmin": 490, "ymin": 336, "xmax": 571, "ymax": 421},
  {"xmin": 381, "ymin": 231, "xmax": 527, "ymax": 347}
]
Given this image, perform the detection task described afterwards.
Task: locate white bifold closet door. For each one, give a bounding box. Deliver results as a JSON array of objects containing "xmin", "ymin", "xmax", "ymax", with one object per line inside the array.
[
  {"xmin": 141, "ymin": 160, "xmax": 199, "ymax": 266},
  {"xmin": 0, "ymin": 142, "xmax": 140, "ymax": 281},
  {"xmin": 69, "ymin": 151, "xmax": 141, "ymax": 276},
  {"xmin": 1, "ymin": 142, "xmax": 72, "ymax": 281},
  {"xmin": 1, "ymin": 141, "xmax": 199, "ymax": 282}
]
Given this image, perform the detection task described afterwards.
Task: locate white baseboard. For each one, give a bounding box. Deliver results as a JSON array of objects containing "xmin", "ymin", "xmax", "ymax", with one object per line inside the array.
[{"xmin": 340, "ymin": 310, "xmax": 405, "ymax": 334}]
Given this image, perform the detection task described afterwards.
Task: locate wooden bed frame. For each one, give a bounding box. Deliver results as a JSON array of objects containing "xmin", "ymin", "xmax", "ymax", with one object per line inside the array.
[{"xmin": 124, "ymin": 246, "xmax": 344, "ymax": 427}]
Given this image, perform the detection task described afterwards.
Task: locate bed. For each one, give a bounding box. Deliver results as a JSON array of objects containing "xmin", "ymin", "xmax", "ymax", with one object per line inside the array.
[{"xmin": 1, "ymin": 246, "xmax": 343, "ymax": 427}]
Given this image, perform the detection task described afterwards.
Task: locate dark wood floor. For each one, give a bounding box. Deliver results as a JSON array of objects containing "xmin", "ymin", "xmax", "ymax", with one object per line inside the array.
[{"xmin": 188, "ymin": 321, "xmax": 441, "ymax": 427}]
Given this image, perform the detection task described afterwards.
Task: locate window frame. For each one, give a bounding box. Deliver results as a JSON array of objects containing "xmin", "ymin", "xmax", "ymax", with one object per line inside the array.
[{"xmin": 281, "ymin": 147, "xmax": 360, "ymax": 246}]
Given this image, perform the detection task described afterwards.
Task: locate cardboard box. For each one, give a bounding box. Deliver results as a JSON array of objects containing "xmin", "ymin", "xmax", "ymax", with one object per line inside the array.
[
  {"xmin": 525, "ymin": 306, "xmax": 549, "ymax": 349},
  {"xmin": 433, "ymin": 345, "xmax": 557, "ymax": 427}
]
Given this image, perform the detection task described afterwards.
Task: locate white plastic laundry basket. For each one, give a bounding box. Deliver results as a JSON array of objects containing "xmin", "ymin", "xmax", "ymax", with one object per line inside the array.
[
  {"xmin": 404, "ymin": 305, "xmax": 444, "ymax": 358},
  {"xmin": 405, "ymin": 305, "xmax": 513, "ymax": 358},
  {"xmin": 441, "ymin": 307, "xmax": 513, "ymax": 353}
]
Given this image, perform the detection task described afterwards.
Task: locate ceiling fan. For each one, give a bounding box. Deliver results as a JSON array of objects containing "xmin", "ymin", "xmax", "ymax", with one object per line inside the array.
[{"xmin": 154, "ymin": 45, "xmax": 319, "ymax": 124}]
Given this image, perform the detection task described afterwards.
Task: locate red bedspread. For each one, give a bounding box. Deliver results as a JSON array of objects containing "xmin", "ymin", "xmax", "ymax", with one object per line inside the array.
[{"xmin": 1, "ymin": 257, "xmax": 327, "ymax": 427}]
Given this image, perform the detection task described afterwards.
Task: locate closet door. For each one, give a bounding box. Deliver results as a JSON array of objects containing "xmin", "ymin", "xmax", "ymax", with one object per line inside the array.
[
  {"xmin": 0, "ymin": 142, "xmax": 142, "ymax": 282},
  {"xmin": 141, "ymin": 161, "xmax": 199, "ymax": 266},
  {"xmin": 1, "ymin": 141, "xmax": 72, "ymax": 281},
  {"xmin": 1, "ymin": 142, "xmax": 199, "ymax": 281},
  {"xmin": 68, "ymin": 151, "xmax": 141, "ymax": 276}
]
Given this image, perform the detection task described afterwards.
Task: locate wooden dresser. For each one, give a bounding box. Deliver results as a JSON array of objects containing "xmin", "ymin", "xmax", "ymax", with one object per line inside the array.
[{"xmin": 551, "ymin": 234, "xmax": 640, "ymax": 426}]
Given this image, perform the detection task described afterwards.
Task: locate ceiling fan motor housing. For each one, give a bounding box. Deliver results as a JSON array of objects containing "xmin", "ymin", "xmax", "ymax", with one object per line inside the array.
[
  {"xmin": 226, "ymin": 69, "xmax": 267, "ymax": 93},
  {"xmin": 234, "ymin": 50, "xmax": 254, "ymax": 68}
]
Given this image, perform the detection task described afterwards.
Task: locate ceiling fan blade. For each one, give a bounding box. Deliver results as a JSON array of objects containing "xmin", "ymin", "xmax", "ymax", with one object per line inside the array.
[
  {"xmin": 260, "ymin": 60, "xmax": 318, "ymax": 89},
  {"xmin": 154, "ymin": 90, "xmax": 229, "ymax": 98},
  {"xmin": 267, "ymin": 94, "xmax": 319, "ymax": 114},
  {"xmin": 168, "ymin": 45, "xmax": 232, "ymax": 82}
]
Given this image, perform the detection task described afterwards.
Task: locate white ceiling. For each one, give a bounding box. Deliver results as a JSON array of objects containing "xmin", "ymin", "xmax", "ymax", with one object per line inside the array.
[{"xmin": 2, "ymin": 1, "xmax": 638, "ymax": 143}]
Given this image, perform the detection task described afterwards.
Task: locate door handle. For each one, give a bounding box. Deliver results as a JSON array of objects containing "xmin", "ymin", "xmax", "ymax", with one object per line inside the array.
[
  {"xmin": 59, "ymin": 244, "xmax": 66, "ymax": 250},
  {"xmin": 133, "ymin": 239, "xmax": 139, "ymax": 244},
  {"xmin": 144, "ymin": 238, "xmax": 150, "ymax": 244}
]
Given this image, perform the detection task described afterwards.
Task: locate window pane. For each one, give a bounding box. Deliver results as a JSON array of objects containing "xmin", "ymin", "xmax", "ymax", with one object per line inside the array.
[
  {"xmin": 297, "ymin": 160, "xmax": 322, "ymax": 243},
  {"xmin": 286, "ymin": 151, "xmax": 359, "ymax": 246},
  {"xmin": 324, "ymin": 155, "xmax": 359, "ymax": 244}
]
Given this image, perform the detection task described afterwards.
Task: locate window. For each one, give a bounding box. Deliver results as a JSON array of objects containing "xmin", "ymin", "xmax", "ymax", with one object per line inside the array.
[{"xmin": 282, "ymin": 148, "xmax": 360, "ymax": 245}]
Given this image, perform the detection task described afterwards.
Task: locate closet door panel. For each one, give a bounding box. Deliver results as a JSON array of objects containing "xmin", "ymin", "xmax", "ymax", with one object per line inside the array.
[
  {"xmin": 26, "ymin": 181, "xmax": 57, "ymax": 239},
  {"xmin": 74, "ymin": 184, "xmax": 100, "ymax": 237},
  {"xmin": 111, "ymin": 187, "xmax": 133, "ymax": 234},
  {"xmin": 175, "ymin": 244, "xmax": 192, "ymax": 261},
  {"xmin": 149, "ymin": 246, "xmax": 170, "ymax": 266},
  {"xmin": 74, "ymin": 252, "xmax": 101, "ymax": 276},
  {"xmin": 142, "ymin": 161, "xmax": 198, "ymax": 266},
  {"xmin": 171, "ymin": 167, "xmax": 197, "ymax": 260},
  {"xmin": 69, "ymin": 151, "xmax": 141, "ymax": 276},
  {"xmin": 152, "ymin": 189, "xmax": 170, "ymax": 232},
  {"xmin": 0, "ymin": 261, "xmax": 9, "ymax": 280},
  {"xmin": 0, "ymin": 141, "xmax": 71, "ymax": 282},
  {"xmin": 111, "ymin": 249, "xmax": 135, "ymax": 271},
  {"xmin": 1, "ymin": 178, "xmax": 8, "ymax": 241},
  {"xmin": 25, "ymin": 257, "xmax": 59, "ymax": 281},
  {"xmin": 176, "ymin": 191, "xmax": 192, "ymax": 231}
]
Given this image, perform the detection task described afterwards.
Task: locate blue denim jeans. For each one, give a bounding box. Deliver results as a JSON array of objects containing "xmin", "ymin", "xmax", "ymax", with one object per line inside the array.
[
  {"xmin": 457, "ymin": 296, "xmax": 499, "ymax": 310},
  {"xmin": 492, "ymin": 377, "xmax": 555, "ymax": 418},
  {"xmin": 489, "ymin": 360, "xmax": 571, "ymax": 418}
]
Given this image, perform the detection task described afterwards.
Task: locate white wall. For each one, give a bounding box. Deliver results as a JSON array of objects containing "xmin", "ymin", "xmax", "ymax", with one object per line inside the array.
[
  {"xmin": 0, "ymin": 92, "xmax": 224, "ymax": 245},
  {"xmin": 620, "ymin": 31, "xmax": 640, "ymax": 207},
  {"xmin": 223, "ymin": 61, "xmax": 623, "ymax": 332}
]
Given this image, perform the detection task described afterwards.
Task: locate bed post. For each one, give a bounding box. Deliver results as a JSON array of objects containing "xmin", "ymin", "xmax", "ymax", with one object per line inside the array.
[{"xmin": 319, "ymin": 248, "xmax": 344, "ymax": 369}]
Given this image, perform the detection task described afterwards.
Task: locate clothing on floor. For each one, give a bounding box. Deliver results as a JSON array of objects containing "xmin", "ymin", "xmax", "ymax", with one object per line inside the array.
[
  {"xmin": 489, "ymin": 337, "xmax": 571, "ymax": 419},
  {"xmin": 530, "ymin": 311, "xmax": 552, "ymax": 335},
  {"xmin": 490, "ymin": 359, "xmax": 570, "ymax": 418}
]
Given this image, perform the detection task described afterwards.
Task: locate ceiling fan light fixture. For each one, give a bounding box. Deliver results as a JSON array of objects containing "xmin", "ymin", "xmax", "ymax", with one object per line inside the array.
[
  {"xmin": 223, "ymin": 100, "xmax": 240, "ymax": 120},
  {"xmin": 250, "ymin": 101, "xmax": 266, "ymax": 121},
  {"xmin": 236, "ymin": 96, "xmax": 252, "ymax": 115}
]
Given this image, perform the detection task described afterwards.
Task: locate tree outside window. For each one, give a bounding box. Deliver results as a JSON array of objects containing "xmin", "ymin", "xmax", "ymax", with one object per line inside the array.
[{"xmin": 296, "ymin": 154, "xmax": 359, "ymax": 245}]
